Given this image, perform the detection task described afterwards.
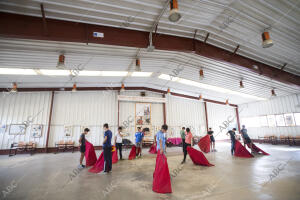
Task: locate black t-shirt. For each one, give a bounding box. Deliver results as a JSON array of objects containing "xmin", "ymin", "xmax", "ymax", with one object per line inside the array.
[
  {"xmin": 228, "ymin": 130, "xmax": 235, "ymax": 141},
  {"xmin": 80, "ymin": 133, "xmax": 86, "ymax": 147},
  {"xmin": 208, "ymin": 131, "xmax": 214, "ymax": 135}
]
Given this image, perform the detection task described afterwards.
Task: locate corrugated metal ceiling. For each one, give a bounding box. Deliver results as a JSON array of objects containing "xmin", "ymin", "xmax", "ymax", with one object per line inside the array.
[{"xmin": 0, "ymin": 0, "xmax": 299, "ymax": 104}]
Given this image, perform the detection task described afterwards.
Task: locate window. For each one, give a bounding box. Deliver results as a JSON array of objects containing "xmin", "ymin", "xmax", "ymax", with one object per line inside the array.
[
  {"xmin": 294, "ymin": 113, "xmax": 300, "ymax": 126},
  {"xmin": 275, "ymin": 115, "xmax": 286, "ymax": 126},
  {"xmin": 259, "ymin": 116, "xmax": 268, "ymax": 127},
  {"xmin": 267, "ymin": 115, "xmax": 276, "ymax": 127},
  {"xmin": 284, "ymin": 113, "xmax": 295, "ymax": 126}
]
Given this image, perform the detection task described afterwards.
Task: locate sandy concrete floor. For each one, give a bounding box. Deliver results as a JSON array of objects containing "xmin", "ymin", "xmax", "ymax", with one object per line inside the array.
[{"xmin": 0, "ymin": 142, "xmax": 300, "ymax": 200}]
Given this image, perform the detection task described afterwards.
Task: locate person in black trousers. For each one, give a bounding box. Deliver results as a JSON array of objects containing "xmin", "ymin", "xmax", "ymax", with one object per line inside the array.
[
  {"xmin": 115, "ymin": 126, "xmax": 123, "ymax": 160},
  {"xmin": 180, "ymin": 127, "xmax": 186, "ymax": 152},
  {"xmin": 226, "ymin": 128, "xmax": 236, "ymax": 156},
  {"xmin": 182, "ymin": 128, "xmax": 193, "ymax": 164},
  {"xmin": 101, "ymin": 123, "xmax": 112, "ymax": 174}
]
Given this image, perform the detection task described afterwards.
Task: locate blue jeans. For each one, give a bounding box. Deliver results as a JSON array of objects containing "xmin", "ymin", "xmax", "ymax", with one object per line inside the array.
[{"xmin": 231, "ymin": 140, "xmax": 235, "ymax": 155}]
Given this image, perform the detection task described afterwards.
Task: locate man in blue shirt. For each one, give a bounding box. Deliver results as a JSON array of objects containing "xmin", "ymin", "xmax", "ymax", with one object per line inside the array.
[
  {"xmin": 156, "ymin": 124, "xmax": 168, "ymax": 154},
  {"xmin": 135, "ymin": 127, "xmax": 144, "ymax": 158},
  {"xmin": 102, "ymin": 123, "xmax": 112, "ymax": 174}
]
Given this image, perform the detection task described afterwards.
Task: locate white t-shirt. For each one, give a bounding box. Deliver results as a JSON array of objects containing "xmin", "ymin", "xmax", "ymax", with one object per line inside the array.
[{"xmin": 116, "ymin": 132, "xmax": 123, "ymax": 143}]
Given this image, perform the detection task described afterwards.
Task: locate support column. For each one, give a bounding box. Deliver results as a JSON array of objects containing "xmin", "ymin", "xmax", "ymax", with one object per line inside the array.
[
  {"xmin": 236, "ymin": 107, "xmax": 241, "ymax": 133},
  {"xmin": 45, "ymin": 91, "xmax": 54, "ymax": 153},
  {"xmin": 204, "ymin": 102, "xmax": 209, "ymax": 132},
  {"xmin": 163, "ymin": 94, "xmax": 166, "ymax": 124}
]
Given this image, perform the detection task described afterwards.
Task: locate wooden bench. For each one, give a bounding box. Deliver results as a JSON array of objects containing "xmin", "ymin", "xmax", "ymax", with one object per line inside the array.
[
  {"xmin": 9, "ymin": 141, "xmax": 36, "ymax": 156},
  {"xmin": 55, "ymin": 140, "xmax": 75, "ymax": 153}
]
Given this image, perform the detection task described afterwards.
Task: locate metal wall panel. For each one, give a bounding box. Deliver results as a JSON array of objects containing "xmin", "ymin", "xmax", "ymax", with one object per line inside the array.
[
  {"xmin": 239, "ymin": 94, "xmax": 300, "ymax": 138},
  {"xmin": 206, "ymin": 103, "xmax": 237, "ymax": 140},
  {"xmin": 166, "ymin": 95, "xmax": 206, "ymax": 137},
  {"xmin": 0, "ymin": 92, "xmax": 52, "ymax": 149},
  {"xmin": 48, "ymin": 91, "xmax": 118, "ymax": 147}
]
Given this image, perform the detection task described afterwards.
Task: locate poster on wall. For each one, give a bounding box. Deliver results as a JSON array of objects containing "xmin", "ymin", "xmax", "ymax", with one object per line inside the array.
[
  {"xmin": 284, "ymin": 113, "xmax": 295, "ymax": 126},
  {"xmin": 9, "ymin": 124, "xmax": 26, "ymax": 135},
  {"xmin": 31, "ymin": 124, "xmax": 43, "ymax": 138},
  {"xmin": 64, "ymin": 125, "xmax": 73, "ymax": 137},
  {"xmin": 0, "ymin": 124, "xmax": 7, "ymax": 134},
  {"xmin": 135, "ymin": 103, "xmax": 152, "ymax": 138}
]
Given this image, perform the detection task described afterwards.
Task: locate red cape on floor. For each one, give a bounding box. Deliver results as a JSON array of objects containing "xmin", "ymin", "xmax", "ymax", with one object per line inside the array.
[
  {"xmin": 234, "ymin": 140, "xmax": 254, "ymax": 158},
  {"xmin": 187, "ymin": 146, "xmax": 214, "ymax": 166},
  {"xmin": 112, "ymin": 146, "xmax": 118, "ymax": 164},
  {"xmin": 198, "ymin": 135, "xmax": 210, "ymax": 153},
  {"xmin": 88, "ymin": 152, "xmax": 104, "ymax": 173},
  {"xmin": 248, "ymin": 143, "xmax": 270, "ymax": 155},
  {"xmin": 85, "ymin": 141, "xmax": 97, "ymax": 167},
  {"xmin": 152, "ymin": 151, "xmax": 172, "ymax": 193},
  {"xmin": 149, "ymin": 144, "xmax": 157, "ymax": 154},
  {"xmin": 128, "ymin": 145, "xmax": 136, "ymax": 160}
]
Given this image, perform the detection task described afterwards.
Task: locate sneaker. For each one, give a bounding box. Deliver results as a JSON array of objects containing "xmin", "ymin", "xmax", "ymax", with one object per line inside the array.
[
  {"xmin": 81, "ymin": 165, "xmax": 86, "ymax": 168},
  {"xmin": 78, "ymin": 164, "xmax": 84, "ymax": 169},
  {"xmin": 181, "ymin": 160, "xmax": 185, "ymax": 164}
]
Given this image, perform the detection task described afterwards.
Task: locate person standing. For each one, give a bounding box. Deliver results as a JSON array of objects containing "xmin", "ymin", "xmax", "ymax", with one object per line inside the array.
[
  {"xmin": 207, "ymin": 128, "xmax": 215, "ymax": 152},
  {"xmin": 101, "ymin": 123, "xmax": 112, "ymax": 174},
  {"xmin": 240, "ymin": 125, "xmax": 253, "ymax": 153},
  {"xmin": 182, "ymin": 128, "xmax": 193, "ymax": 164},
  {"xmin": 180, "ymin": 127, "xmax": 186, "ymax": 152},
  {"xmin": 115, "ymin": 126, "xmax": 123, "ymax": 160},
  {"xmin": 156, "ymin": 124, "xmax": 168, "ymax": 153},
  {"xmin": 78, "ymin": 128, "xmax": 90, "ymax": 169},
  {"xmin": 226, "ymin": 128, "xmax": 236, "ymax": 156},
  {"xmin": 135, "ymin": 127, "xmax": 144, "ymax": 158}
]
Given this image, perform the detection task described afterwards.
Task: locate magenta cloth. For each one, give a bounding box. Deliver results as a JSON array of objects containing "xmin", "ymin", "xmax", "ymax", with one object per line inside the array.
[
  {"xmin": 88, "ymin": 152, "xmax": 104, "ymax": 173},
  {"xmin": 152, "ymin": 151, "xmax": 172, "ymax": 193},
  {"xmin": 85, "ymin": 141, "xmax": 97, "ymax": 167},
  {"xmin": 149, "ymin": 144, "xmax": 157, "ymax": 154},
  {"xmin": 248, "ymin": 143, "xmax": 270, "ymax": 155},
  {"xmin": 112, "ymin": 146, "xmax": 118, "ymax": 164},
  {"xmin": 128, "ymin": 145, "xmax": 136, "ymax": 160},
  {"xmin": 235, "ymin": 140, "xmax": 254, "ymax": 158},
  {"xmin": 167, "ymin": 138, "xmax": 182, "ymax": 145},
  {"xmin": 187, "ymin": 146, "xmax": 214, "ymax": 166}
]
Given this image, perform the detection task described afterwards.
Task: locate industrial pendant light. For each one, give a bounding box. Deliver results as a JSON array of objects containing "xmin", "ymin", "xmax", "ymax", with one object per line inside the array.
[
  {"xmin": 10, "ymin": 82, "xmax": 17, "ymax": 93},
  {"xmin": 199, "ymin": 68, "xmax": 204, "ymax": 79},
  {"xmin": 72, "ymin": 83, "xmax": 77, "ymax": 92},
  {"xmin": 225, "ymin": 99, "xmax": 229, "ymax": 105},
  {"xmin": 199, "ymin": 94, "xmax": 204, "ymax": 102},
  {"xmin": 239, "ymin": 80, "xmax": 244, "ymax": 88},
  {"xmin": 57, "ymin": 54, "xmax": 65, "ymax": 69},
  {"xmin": 120, "ymin": 83, "xmax": 125, "ymax": 92},
  {"xmin": 135, "ymin": 58, "xmax": 141, "ymax": 71},
  {"xmin": 169, "ymin": 0, "xmax": 181, "ymax": 22},
  {"xmin": 262, "ymin": 32, "xmax": 273, "ymax": 48},
  {"xmin": 167, "ymin": 88, "xmax": 171, "ymax": 95},
  {"xmin": 271, "ymin": 89, "xmax": 276, "ymax": 97}
]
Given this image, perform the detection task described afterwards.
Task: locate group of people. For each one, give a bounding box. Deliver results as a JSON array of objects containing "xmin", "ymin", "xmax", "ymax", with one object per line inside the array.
[
  {"xmin": 227, "ymin": 125, "xmax": 254, "ymax": 155},
  {"xmin": 78, "ymin": 123, "xmax": 254, "ymax": 173}
]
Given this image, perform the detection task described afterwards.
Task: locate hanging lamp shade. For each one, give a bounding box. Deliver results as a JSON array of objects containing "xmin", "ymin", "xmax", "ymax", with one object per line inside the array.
[
  {"xmin": 199, "ymin": 69, "xmax": 204, "ymax": 79},
  {"xmin": 169, "ymin": 0, "xmax": 181, "ymax": 22},
  {"xmin": 120, "ymin": 83, "xmax": 125, "ymax": 92},
  {"xmin": 239, "ymin": 80, "xmax": 244, "ymax": 88},
  {"xmin": 57, "ymin": 54, "xmax": 65, "ymax": 69},
  {"xmin": 72, "ymin": 83, "xmax": 77, "ymax": 92},
  {"xmin": 135, "ymin": 59, "xmax": 141, "ymax": 71},
  {"xmin": 271, "ymin": 89, "xmax": 276, "ymax": 97},
  {"xmin": 11, "ymin": 82, "xmax": 17, "ymax": 92},
  {"xmin": 262, "ymin": 32, "xmax": 273, "ymax": 48}
]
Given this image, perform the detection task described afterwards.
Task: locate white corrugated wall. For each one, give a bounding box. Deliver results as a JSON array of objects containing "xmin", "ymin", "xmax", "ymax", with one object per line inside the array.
[
  {"xmin": 206, "ymin": 103, "xmax": 237, "ymax": 140},
  {"xmin": 0, "ymin": 92, "xmax": 52, "ymax": 149},
  {"xmin": 49, "ymin": 91, "xmax": 118, "ymax": 147},
  {"xmin": 239, "ymin": 94, "xmax": 300, "ymax": 138},
  {"xmin": 166, "ymin": 95, "xmax": 206, "ymax": 137}
]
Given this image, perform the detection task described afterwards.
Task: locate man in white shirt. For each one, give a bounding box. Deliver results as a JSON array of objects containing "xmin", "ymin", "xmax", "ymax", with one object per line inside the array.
[{"xmin": 115, "ymin": 126, "xmax": 124, "ymax": 160}]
